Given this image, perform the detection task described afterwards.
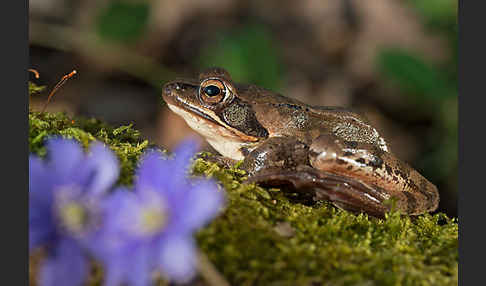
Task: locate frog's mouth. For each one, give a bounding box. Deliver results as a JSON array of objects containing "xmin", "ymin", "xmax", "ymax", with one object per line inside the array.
[
  {"xmin": 174, "ymin": 95, "xmax": 221, "ymax": 127},
  {"xmin": 166, "ymin": 103, "xmax": 258, "ymax": 160},
  {"xmin": 162, "ymin": 81, "xmax": 260, "ymax": 144}
]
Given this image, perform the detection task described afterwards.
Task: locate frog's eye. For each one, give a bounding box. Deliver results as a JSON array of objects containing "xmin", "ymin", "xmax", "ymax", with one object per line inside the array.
[
  {"xmin": 203, "ymin": 85, "xmax": 220, "ymax": 97},
  {"xmin": 199, "ymin": 79, "xmax": 227, "ymax": 104}
]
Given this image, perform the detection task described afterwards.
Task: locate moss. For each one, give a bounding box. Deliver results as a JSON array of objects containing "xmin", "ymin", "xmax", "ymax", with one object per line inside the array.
[
  {"xmin": 29, "ymin": 111, "xmax": 458, "ymax": 286},
  {"xmin": 193, "ymin": 159, "xmax": 457, "ymax": 286},
  {"xmin": 28, "ymin": 81, "xmax": 47, "ymax": 96}
]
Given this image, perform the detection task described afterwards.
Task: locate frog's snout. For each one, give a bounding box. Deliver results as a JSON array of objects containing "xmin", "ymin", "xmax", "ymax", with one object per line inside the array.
[{"xmin": 163, "ymin": 82, "xmax": 180, "ymax": 97}]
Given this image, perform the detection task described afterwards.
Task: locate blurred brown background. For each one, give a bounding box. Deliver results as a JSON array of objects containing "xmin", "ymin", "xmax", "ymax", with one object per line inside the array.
[{"xmin": 29, "ymin": 0, "xmax": 457, "ymax": 217}]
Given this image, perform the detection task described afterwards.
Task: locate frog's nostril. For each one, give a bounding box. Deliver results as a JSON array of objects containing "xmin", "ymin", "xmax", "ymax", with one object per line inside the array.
[
  {"xmin": 164, "ymin": 86, "xmax": 171, "ymax": 95},
  {"xmin": 163, "ymin": 83, "xmax": 180, "ymax": 95}
]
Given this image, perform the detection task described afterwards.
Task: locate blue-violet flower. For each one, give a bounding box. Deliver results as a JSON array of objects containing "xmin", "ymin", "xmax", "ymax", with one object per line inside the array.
[
  {"xmin": 29, "ymin": 138, "xmax": 119, "ymax": 286},
  {"xmin": 92, "ymin": 139, "xmax": 225, "ymax": 286}
]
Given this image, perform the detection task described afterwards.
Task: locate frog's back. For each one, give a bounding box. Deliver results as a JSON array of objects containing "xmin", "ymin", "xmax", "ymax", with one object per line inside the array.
[
  {"xmin": 307, "ymin": 105, "xmax": 388, "ymax": 151},
  {"xmin": 236, "ymin": 83, "xmax": 388, "ymax": 151}
]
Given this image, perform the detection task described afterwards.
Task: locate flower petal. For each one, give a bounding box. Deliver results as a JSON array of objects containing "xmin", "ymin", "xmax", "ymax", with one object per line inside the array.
[
  {"xmin": 103, "ymin": 256, "xmax": 125, "ymax": 286},
  {"xmin": 84, "ymin": 142, "xmax": 119, "ymax": 196},
  {"xmin": 127, "ymin": 245, "xmax": 152, "ymax": 286},
  {"xmin": 171, "ymin": 139, "xmax": 200, "ymax": 183},
  {"xmin": 38, "ymin": 238, "xmax": 88, "ymax": 286},
  {"xmin": 98, "ymin": 189, "xmax": 141, "ymax": 244},
  {"xmin": 176, "ymin": 179, "xmax": 225, "ymax": 232},
  {"xmin": 29, "ymin": 155, "xmax": 55, "ymax": 250},
  {"xmin": 29, "ymin": 155, "xmax": 52, "ymax": 203},
  {"xmin": 158, "ymin": 235, "xmax": 197, "ymax": 283},
  {"xmin": 29, "ymin": 210, "xmax": 54, "ymax": 250},
  {"xmin": 100, "ymin": 244, "xmax": 152, "ymax": 286},
  {"xmin": 29, "ymin": 155, "xmax": 55, "ymax": 202},
  {"xmin": 135, "ymin": 150, "xmax": 167, "ymax": 193},
  {"xmin": 29, "ymin": 155, "xmax": 47, "ymax": 189},
  {"xmin": 135, "ymin": 139, "xmax": 199, "ymax": 199},
  {"xmin": 102, "ymin": 248, "xmax": 132, "ymax": 286},
  {"xmin": 45, "ymin": 138, "xmax": 84, "ymax": 180}
]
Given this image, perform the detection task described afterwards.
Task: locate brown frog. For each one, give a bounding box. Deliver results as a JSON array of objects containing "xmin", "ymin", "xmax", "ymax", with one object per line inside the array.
[{"xmin": 162, "ymin": 67, "xmax": 439, "ymax": 218}]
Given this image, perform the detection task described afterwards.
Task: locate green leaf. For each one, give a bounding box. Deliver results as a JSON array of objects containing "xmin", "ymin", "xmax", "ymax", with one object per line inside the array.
[
  {"xmin": 376, "ymin": 48, "xmax": 454, "ymax": 100},
  {"xmin": 407, "ymin": 0, "xmax": 457, "ymax": 31},
  {"xmin": 96, "ymin": 1, "xmax": 149, "ymax": 43}
]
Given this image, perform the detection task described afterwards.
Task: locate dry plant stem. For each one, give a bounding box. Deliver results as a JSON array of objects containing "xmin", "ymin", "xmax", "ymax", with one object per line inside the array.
[
  {"xmin": 29, "ymin": 69, "xmax": 40, "ymax": 79},
  {"xmin": 197, "ymin": 250, "xmax": 231, "ymax": 286},
  {"xmin": 41, "ymin": 70, "xmax": 77, "ymax": 112}
]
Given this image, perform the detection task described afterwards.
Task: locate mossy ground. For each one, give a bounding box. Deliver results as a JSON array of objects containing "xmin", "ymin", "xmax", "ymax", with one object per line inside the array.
[{"xmin": 29, "ymin": 111, "xmax": 458, "ymax": 286}]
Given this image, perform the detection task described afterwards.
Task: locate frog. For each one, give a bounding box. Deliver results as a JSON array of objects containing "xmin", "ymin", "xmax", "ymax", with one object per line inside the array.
[{"xmin": 162, "ymin": 67, "xmax": 439, "ymax": 218}]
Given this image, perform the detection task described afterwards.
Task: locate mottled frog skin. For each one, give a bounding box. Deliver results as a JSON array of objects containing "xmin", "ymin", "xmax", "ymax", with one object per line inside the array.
[{"xmin": 162, "ymin": 67, "xmax": 439, "ymax": 218}]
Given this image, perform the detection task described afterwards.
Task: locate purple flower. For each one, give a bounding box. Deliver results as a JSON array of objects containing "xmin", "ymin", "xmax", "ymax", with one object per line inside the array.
[
  {"xmin": 29, "ymin": 138, "xmax": 119, "ymax": 286},
  {"xmin": 92, "ymin": 139, "xmax": 225, "ymax": 286}
]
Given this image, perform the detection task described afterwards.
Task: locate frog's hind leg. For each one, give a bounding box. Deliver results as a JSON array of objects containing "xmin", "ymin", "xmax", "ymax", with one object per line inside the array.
[
  {"xmin": 308, "ymin": 134, "xmax": 439, "ymax": 215},
  {"xmin": 246, "ymin": 165, "xmax": 391, "ymax": 218}
]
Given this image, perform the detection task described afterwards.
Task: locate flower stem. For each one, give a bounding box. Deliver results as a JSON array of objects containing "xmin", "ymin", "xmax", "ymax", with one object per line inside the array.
[{"xmin": 197, "ymin": 250, "xmax": 231, "ymax": 286}]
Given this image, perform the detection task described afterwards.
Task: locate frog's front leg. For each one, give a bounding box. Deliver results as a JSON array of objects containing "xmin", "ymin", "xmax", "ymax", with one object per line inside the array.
[
  {"xmin": 240, "ymin": 137, "xmax": 310, "ymax": 176},
  {"xmin": 308, "ymin": 134, "xmax": 439, "ymax": 215},
  {"xmin": 242, "ymin": 137, "xmax": 392, "ymax": 218}
]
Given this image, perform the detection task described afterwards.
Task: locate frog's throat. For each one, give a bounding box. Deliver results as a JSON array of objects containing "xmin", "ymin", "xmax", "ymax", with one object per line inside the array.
[{"xmin": 167, "ymin": 103, "xmax": 253, "ymax": 161}]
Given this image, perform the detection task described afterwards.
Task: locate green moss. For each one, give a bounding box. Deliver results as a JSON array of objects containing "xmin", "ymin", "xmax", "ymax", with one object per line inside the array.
[
  {"xmin": 193, "ymin": 159, "xmax": 457, "ymax": 286},
  {"xmin": 28, "ymin": 81, "xmax": 47, "ymax": 96},
  {"xmin": 29, "ymin": 112, "xmax": 458, "ymax": 286}
]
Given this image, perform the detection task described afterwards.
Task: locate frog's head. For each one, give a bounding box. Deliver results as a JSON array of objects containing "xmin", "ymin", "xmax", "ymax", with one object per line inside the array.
[{"xmin": 162, "ymin": 67, "xmax": 268, "ymax": 160}]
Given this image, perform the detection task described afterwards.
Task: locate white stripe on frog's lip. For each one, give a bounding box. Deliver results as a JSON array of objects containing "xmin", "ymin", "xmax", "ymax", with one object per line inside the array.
[
  {"xmin": 173, "ymin": 96, "xmax": 223, "ymax": 126},
  {"xmin": 169, "ymin": 96, "xmax": 261, "ymax": 143},
  {"xmin": 167, "ymin": 103, "xmax": 249, "ymax": 161}
]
